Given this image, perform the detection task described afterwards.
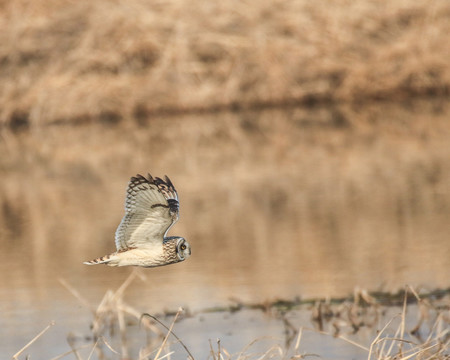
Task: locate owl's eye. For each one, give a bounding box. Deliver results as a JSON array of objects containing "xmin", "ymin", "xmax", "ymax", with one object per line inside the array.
[{"xmin": 180, "ymin": 244, "xmax": 186, "ymax": 251}]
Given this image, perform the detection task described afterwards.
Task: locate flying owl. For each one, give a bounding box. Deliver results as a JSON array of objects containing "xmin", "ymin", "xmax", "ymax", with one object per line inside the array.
[{"xmin": 84, "ymin": 173, "xmax": 191, "ymax": 267}]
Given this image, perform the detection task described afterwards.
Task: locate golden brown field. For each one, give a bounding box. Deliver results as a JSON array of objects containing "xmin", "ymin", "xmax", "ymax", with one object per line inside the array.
[{"xmin": 0, "ymin": 0, "xmax": 449, "ymax": 127}]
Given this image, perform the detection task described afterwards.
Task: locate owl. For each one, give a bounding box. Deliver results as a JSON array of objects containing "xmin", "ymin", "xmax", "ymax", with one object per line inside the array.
[{"xmin": 84, "ymin": 173, "xmax": 191, "ymax": 267}]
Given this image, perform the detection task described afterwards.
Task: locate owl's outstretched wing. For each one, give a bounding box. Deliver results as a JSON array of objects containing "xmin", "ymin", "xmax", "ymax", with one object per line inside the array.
[{"xmin": 114, "ymin": 174, "xmax": 179, "ymax": 251}]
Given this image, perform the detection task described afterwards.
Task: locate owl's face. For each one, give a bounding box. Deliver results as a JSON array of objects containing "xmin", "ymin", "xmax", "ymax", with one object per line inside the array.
[{"xmin": 176, "ymin": 237, "xmax": 191, "ymax": 261}]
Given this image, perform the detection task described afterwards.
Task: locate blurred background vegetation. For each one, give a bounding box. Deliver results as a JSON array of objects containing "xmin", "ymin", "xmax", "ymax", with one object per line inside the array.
[{"xmin": 0, "ymin": 0, "xmax": 449, "ymax": 127}]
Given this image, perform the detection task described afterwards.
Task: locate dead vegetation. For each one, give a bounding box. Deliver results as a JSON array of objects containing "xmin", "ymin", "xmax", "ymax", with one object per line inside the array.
[
  {"xmin": 0, "ymin": 0, "xmax": 449, "ymax": 127},
  {"xmin": 12, "ymin": 272, "xmax": 450, "ymax": 360}
]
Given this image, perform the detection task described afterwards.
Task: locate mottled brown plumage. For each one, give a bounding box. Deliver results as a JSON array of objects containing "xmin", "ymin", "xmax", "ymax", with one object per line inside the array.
[{"xmin": 84, "ymin": 173, "xmax": 191, "ymax": 267}]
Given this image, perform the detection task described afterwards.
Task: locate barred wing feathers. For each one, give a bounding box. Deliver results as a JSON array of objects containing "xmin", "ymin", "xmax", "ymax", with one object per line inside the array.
[{"xmin": 114, "ymin": 174, "xmax": 179, "ymax": 251}]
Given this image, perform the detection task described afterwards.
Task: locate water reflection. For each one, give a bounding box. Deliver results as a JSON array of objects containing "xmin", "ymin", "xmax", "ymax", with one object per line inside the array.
[{"xmin": 1, "ymin": 100, "xmax": 450, "ymax": 357}]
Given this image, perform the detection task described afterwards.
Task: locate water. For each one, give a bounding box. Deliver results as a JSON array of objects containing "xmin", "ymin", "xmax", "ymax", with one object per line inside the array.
[{"xmin": 1, "ymin": 100, "xmax": 449, "ymax": 358}]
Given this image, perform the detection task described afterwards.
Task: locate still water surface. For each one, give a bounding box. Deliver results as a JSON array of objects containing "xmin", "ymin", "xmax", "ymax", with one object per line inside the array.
[{"xmin": 1, "ymin": 100, "xmax": 449, "ymax": 358}]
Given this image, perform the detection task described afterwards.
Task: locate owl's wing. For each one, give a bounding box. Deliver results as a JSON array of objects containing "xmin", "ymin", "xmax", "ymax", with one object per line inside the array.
[{"xmin": 114, "ymin": 174, "xmax": 179, "ymax": 251}]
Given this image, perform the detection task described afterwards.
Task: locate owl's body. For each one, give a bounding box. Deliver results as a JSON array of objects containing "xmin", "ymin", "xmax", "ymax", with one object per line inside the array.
[{"xmin": 84, "ymin": 174, "xmax": 191, "ymax": 268}]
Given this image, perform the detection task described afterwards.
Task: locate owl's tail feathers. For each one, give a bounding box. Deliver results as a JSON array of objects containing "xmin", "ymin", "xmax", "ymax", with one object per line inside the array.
[{"xmin": 83, "ymin": 254, "xmax": 112, "ymax": 265}]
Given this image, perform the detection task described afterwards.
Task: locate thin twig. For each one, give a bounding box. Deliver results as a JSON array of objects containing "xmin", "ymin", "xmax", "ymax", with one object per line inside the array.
[
  {"xmin": 217, "ymin": 339, "xmax": 221, "ymax": 360},
  {"xmin": 113, "ymin": 269, "xmax": 140, "ymax": 300},
  {"xmin": 367, "ymin": 314, "xmax": 401, "ymax": 360},
  {"xmin": 310, "ymin": 328, "xmax": 369, "ymax": 351},
  {"xmin": 398, "ymin": 285, "xmax": 409, "ymax": 357},
  {"xmin": 209, "ymin": 339, "xmax": 217, "ymax": 360},
  {"xmin": 294, "ymin": 327, "xmax": 303, "ymax": 352},
  {"xmin": 66, "ymin": 332, "xmax": 83, "ymax": 360},
  {"xmin": 59, "ymin": 278, "xmax": 94, "ymax": 311},
  {"xmin": 99, "ymin": 336, "xmax": 120, "ymax": 355},
  {"xmin": 140, "ymin": 311, "xmax": 195, "ymax": 360},
  {"xmin": 153, "ymin": 309, "xmax": 180, "ymax": 360},
  {"xmin": 236, "ymin": 336, "xmax": 280, "ymax": 359},
  {"xmin": 117, "ymin": 297, "xmax": 129, "ymax": 358},
  {"xmin": 13, "ymin": 321, "xmax": 55, "ymax": 359},
  {"xmin": 49, "ymin": 344, "xmax": 92, "ymax": 360},
  {"xmin": 87, "ymin": 337, "xmax": 100, "ymax": 360},
  {"xmin": 400, "ymin": 342, "xmax": 440, "ymax": 360}
]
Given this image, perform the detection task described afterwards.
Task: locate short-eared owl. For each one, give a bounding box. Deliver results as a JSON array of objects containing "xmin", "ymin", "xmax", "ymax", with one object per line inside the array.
[{"xmin": 84, "ymin": 174, "xmax": 191, "ymax": 267}]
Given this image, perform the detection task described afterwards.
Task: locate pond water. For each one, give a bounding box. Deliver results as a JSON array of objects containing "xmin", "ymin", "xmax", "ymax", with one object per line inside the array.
[{"xmin": 1, "ymin": 99, "xmax": 449, "ymax": 358}]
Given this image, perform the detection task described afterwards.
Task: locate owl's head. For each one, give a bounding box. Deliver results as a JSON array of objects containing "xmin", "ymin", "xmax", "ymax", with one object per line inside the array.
[{"xmin": 175, "ymin": 237, "xmax": 191, "ymax": 261}]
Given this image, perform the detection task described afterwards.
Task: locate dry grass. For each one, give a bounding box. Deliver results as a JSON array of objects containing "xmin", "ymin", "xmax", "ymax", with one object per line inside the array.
[
  {"xmin": 0, "ymin": 0, "xmax": 449, "ymax": 126},
  {"xmin": 13, "ymin": 274, "xmax": 450, "ymax": 360}
]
